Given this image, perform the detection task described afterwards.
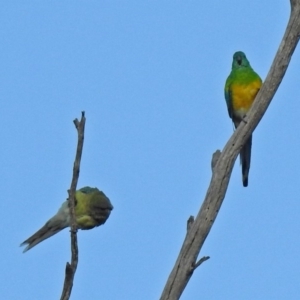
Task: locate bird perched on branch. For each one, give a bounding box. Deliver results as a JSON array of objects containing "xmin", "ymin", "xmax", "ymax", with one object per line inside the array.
[
  {"xmin": 21, "ymin": 186, "xmax": 113, "ymax": 252},
  {"xmin": 224, "ymin": 51, "xmax": 262, "ymax": 187}
]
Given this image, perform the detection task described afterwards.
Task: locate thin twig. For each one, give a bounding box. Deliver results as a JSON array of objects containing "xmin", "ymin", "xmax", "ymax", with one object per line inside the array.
[
  {"xmin": 60, "ymin": 111, "xmax": 86, "ymax": 300},
  {"xmin": 191, "ymin": 256, "xmax": 210, "ymax": 272},
  {"xmin": 160, "ymin": 1, "xmax": 300, "ymax": 299}
]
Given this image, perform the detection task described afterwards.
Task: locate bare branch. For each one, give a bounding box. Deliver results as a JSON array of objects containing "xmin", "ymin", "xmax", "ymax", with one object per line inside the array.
[
  {"xmin": 160, "ymin": 1, "xmax": 300, "ymax": 299},
  {"xmin": 60, "ymin": 111, "xmax": 86, "ymax": 300}
]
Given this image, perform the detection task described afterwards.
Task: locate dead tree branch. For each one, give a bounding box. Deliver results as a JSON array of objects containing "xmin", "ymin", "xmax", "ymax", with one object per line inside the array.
[
  {"xmin": 60, "ymin": 111, "xmax": 86, "ymax": 300},
  {"xmin": 160, "ymin": 1, "xmax": 300, "ymax": 299}
]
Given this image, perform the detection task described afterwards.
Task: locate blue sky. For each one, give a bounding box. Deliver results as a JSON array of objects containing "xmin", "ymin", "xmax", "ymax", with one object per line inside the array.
[{"xmin": 1, "ymin": 1, "xmax": 300, "ymax": 299}]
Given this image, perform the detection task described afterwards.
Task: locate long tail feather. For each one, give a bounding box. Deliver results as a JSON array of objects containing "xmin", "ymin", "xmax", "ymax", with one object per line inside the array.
[
  {"xmin": 20, "ymin": 222, "xmax": 65, "ymax": 252},
  {"xmin": 240, "ymin": 134, "xmax": 252, "ymax": 187},
  {"xmin": 21, "ymin": 201, "xmax": 70, "ymax": 252}
]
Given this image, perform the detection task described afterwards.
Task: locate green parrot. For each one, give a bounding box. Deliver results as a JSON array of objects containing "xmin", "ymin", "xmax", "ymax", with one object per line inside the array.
[
  {"xmin": 21, "ymin": 186, "xmax": 113, "ymax": 252},
  {"xmin": 224, "ymin": 51, "xmax": 262, "ymax": 187}
]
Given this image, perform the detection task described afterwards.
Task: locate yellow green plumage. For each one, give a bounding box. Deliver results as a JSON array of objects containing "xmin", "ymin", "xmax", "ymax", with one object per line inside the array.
[{"xmin": 225, "ymin": 51, "xmax": 262, "ymax": 187}]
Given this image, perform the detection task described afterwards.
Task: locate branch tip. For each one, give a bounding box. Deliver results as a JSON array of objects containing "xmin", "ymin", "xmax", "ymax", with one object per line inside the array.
[
  {"xmin": 73, "ymin": 119, "xmax": 79, "ymax": 128},
  {"xmin": 211, "ymin": 150, "xmax": 221, "ymax": 171},
  {"xmin": 187, "ymin": 216, "xmax": 194, "ymax": 231}
]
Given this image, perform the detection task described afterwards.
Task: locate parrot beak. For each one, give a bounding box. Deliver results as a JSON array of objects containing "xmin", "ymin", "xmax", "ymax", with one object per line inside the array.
[{"xmin": 237, "ymin": 56, "xmax": 242, "ymax": 65}]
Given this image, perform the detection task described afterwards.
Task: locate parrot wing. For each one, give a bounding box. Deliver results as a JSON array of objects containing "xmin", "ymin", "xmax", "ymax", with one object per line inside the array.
[{"xmin": 224, "ymin": 77, "xmax": 234, "ymax": 119}]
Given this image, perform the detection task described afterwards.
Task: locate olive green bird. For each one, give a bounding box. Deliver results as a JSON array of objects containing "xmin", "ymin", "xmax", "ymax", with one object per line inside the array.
[
  {"xmin": 225, "ymin": 51, "xmax": 262, "ymax": 187},
  {"xmin": 21, "ymin": 187, "xmax": 113, "ymax": 252}
]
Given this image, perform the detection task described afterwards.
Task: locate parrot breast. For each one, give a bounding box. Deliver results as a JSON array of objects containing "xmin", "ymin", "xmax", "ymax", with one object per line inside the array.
[{"xmin": 231, "ymin": 78, "xmax": 261, "ymax": 119}]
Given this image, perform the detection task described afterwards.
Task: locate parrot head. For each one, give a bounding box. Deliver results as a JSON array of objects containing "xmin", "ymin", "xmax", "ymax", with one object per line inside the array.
[{"xmin": 232, "ymin": 51, "xmax": 250, "ymax": 68}]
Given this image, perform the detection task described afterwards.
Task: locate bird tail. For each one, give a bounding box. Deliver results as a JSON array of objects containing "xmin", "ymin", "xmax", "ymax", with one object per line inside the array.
[
  {"xmin": 20, "ymin": 201, "xmax": 70, "ymax": 252},
  {"xmin": 240, "ymin": 134, "xmax": 252, "ymax": 187},
  {"xmin": 20, "ymin": 220, "xmax": 67, "ymax": 252}
]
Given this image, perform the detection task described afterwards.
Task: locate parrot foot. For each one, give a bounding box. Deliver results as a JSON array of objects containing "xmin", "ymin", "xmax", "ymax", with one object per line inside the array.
[{"xmin": 241, "ymin": 116, "xmax": 248, "ymax": 124}]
